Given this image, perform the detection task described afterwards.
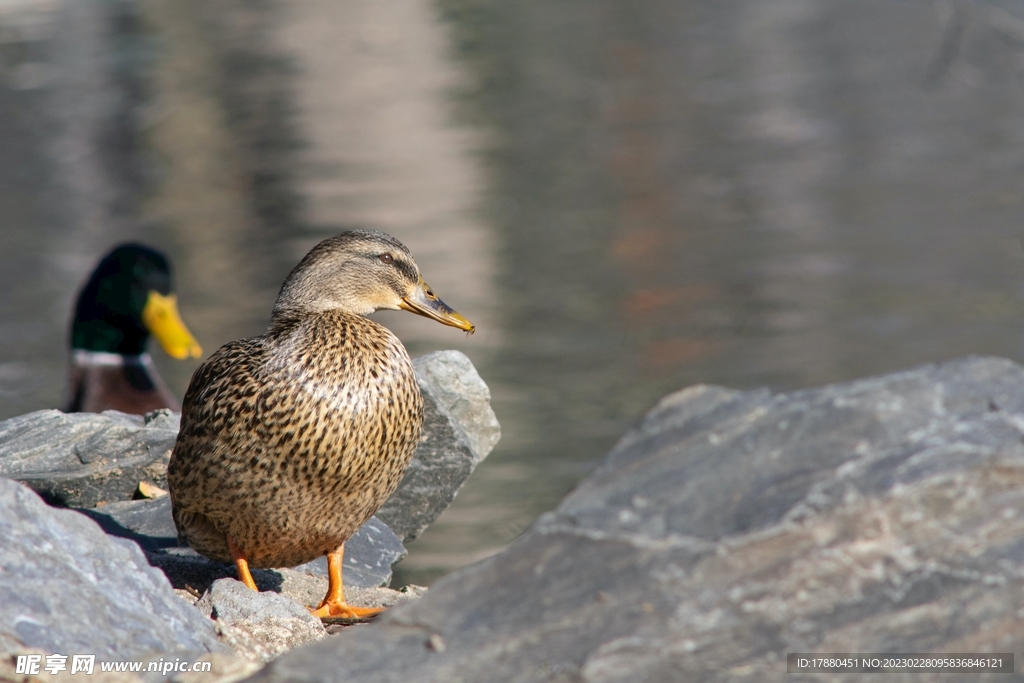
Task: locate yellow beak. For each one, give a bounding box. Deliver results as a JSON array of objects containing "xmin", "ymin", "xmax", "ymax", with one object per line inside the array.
[
  {"xmin": 399, "ymin": 279, "xmax": 475, "ymax": 333},
  {"xmin": 141, "ymin": 291, "xmax": 203, "ymax": 359}
]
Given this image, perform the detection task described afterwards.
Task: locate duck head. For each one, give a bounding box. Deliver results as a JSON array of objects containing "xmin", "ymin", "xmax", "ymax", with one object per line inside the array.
[
  {"xmin": 70, "ymin": 244, "xmax": 203, "ymax": 358},
  {"xmin": 272, "ymin": 230, "xmax": 475, "ymax": 333}
]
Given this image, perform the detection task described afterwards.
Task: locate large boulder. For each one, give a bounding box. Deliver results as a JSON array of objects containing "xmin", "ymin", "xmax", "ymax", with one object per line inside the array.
[
  {"xmin": 376, "ymin": 350, "xmax": 501, "ymax": 542},
  {"xmin": 0, "ymin": 477, "xmax": 227, "ymax": 661},
  {"xmin": 248, "ymin": 356, "xmax": 1024, "ymax": 683}
]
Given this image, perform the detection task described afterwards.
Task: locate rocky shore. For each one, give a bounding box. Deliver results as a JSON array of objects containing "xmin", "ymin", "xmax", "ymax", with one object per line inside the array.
[{"xmin": 5, "ymin": 355, "xmax": 1024, "ymax": 682}]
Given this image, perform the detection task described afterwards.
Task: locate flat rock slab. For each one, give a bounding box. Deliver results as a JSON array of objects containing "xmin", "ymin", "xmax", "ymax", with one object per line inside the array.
[
  {"xmin": 249, "ymin": 356, "xmax": 1024, "ymax": 683},
  {"xmin": 77, "ymin": 497, "xmax": 405, "ymax": 587},
  {"xmin": 376, "ymin": 351, "xmax": 501, "ymax": 542},
  {"xmin": 0, "ymin": 477, "xmax": 226, "ymax": 661},
  {"xmin": 0, "ymin": 409, "xmax": 179, "ymax": 507},
  {"xmin": 76, "ymin": 495, "xmax": 180, "ymax": 550}
]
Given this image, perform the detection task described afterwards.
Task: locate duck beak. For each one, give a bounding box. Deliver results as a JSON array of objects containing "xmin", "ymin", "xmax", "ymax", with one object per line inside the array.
[
  {"xmin": 142, "ymin": 291, "xmax": 203, "ymax": 359},
  {"xmin": 399, "ymin": 279, "xmax": 475, "ymax": 334}
]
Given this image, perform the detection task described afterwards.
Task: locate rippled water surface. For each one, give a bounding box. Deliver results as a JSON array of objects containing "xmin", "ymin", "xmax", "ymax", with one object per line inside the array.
[{"xmin": 2, "ymin": 0, "xmax": 1024, "ymax": 584}]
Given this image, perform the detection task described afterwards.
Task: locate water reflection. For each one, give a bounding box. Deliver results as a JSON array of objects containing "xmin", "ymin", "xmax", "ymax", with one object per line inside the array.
[
  {"xmin": 2, "ymin": 0, "xmax": 1024, "ymax": 586},
  {"xmin": 271, "ymin": 0, "xmax": 498, "ymax": 350},
  {"xmin": 418, "ymin": 0, "xmax": 1024, "ymax": 581}
]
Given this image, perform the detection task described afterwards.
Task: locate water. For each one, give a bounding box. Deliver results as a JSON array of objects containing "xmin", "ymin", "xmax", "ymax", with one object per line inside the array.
[{"xmin": 2, "ymin": 0, "xmax": 1024, "ymax": 585}]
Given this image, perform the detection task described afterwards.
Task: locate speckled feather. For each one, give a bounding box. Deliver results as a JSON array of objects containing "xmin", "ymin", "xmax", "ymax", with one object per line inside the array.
[{"xmin": 168, "ymin": 310, "xmax": 423, "ymax": 568}]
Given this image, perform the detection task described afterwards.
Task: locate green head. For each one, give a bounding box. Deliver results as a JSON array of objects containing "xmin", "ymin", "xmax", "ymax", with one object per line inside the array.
[{"xmin": 70, "ymin": 243, "xmax": 202, "ymax": 358}]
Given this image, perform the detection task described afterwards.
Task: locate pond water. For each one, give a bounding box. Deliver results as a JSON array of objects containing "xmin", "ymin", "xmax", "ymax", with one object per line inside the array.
[{"xmin": 2, "ymin": 0, "xmax": 1024, "ymax": 585}]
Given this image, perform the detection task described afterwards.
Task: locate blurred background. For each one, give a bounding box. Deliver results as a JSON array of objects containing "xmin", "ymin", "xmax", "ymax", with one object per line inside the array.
[{"xmin": 2, "ymin": 0, "xmax": 1024, "ymax": 586}]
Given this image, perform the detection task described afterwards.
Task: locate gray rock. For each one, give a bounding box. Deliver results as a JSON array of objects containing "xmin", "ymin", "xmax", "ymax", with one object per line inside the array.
[
  {"xmin": 375, "ymin": 351, "xmax": 501, "ymax": 542},
  {"xmin": 77, "ymin": 496, "xmax": 406, "ymax": 588},
  {"xmin": 0, "ymin": 477, "xmax": 227, "ymax": 661},
  {"xmin": 0, "ymin": 409, "xmax": 179, "ymax": 507},
  {"xmin": 413, "ymin": 350, "xmax": 501, "ymax": 462},
  {"xmin": 247, "ymin": 356, "xmax": 1024, "ymax": 683},
  {"xmin": 76, "ymin": 494, "xmax": 179, "ymax": 550},
  {"xmin": 195, "ymin": 579, "xmax": 325, "ymax": 662}
]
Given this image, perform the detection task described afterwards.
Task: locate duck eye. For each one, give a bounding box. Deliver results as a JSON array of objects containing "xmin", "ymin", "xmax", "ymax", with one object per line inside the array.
[{"xmin": 378, "ymin": 253, "xmax": 394, "ymax": 264}]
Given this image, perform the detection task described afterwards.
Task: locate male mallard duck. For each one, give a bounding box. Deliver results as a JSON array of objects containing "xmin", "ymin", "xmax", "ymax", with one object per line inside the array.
[
  {"xmin": 167, "ymin": 230, "xmax": 474, "ymax": 618},
  {"xmin": 66, "ymin": 243, "xmax": 202, "ymax": 414}
]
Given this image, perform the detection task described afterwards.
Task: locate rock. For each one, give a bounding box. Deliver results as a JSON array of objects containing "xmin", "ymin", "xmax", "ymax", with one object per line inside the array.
[
  {"xmin": 76, "ymin": 495, "xmax": 179, "ymax": 550},
  {"xmin": 0, "ymin": 477, "xmax": 227, "ymax": 661},
  {"xmin": 375, "ymin": 351, "xmax": 501, "ymax": 542},
  {"xmin": 247, "ymin": 357, "xmax": 1024, "ymax": 683},
  {"xmin": 76, "ymin": 497, "xmax": 406, "ymax": 587},
  {"xmin": 171, "ymin": 653, "xmax": 264, "ymax": 683},
  {"xmin": 194, "ymin": 579, "xmax": 326, "ymax": 662},
  {"xmin": 0, "ymin": 409, "xmax": 179, "ymax": 507},
  {"xmin": 413, "ymin": 350, "xmax": 501, "ymax": 461}
]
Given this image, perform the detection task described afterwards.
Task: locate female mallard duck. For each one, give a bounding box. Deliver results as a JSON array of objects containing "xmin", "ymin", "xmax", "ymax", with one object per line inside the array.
[
  {"xmin": 66, "ymin": 243, "xmax": 203, "ymax": 414},
  {"xmin": 167, "ymin": 230, "xmax": 474, "ymax": 618}
]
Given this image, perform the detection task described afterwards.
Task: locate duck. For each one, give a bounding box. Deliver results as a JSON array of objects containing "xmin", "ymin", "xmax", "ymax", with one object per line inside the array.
[
  {"xmin": 167, "ymin": 230, "xmax": 474, "ymax": 619},
  {"xmin": 66, "ymin": 243, "xmax": 203, "ymax": 414}
]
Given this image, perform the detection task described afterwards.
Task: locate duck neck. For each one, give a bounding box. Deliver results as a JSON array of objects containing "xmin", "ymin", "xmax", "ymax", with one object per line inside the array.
[
  {"xmin": 268, "ymin": 305, "xmax": 365, "ymax": 330},
  {"xmin": 71, "ymin": 318, "xmax": 149, "ymax": 356}
]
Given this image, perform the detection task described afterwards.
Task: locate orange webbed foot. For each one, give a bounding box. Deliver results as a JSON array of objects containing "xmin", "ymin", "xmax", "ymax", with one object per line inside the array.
[
  {"xmin": 309, "ymin": 599, "xmax": 384, "ymax": 620},
  {"xmin": 309, "ymin": 542, "xmax": 385, "ymax": 621}
]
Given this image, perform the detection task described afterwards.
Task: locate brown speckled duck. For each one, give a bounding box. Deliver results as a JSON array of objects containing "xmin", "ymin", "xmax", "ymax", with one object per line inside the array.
[{"xmin": 167, "ymin": 230, "xmax": 474, "ymax": 618}]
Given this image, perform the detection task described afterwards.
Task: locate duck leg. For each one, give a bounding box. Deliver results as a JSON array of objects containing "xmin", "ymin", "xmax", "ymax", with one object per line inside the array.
[
  {"xmin": 228, "ymin": 535, "xmax": 258, "ymax": 590},
  {"xmin": 309, "ymin": 542, "xmax": 384, "ymax": 619}
]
